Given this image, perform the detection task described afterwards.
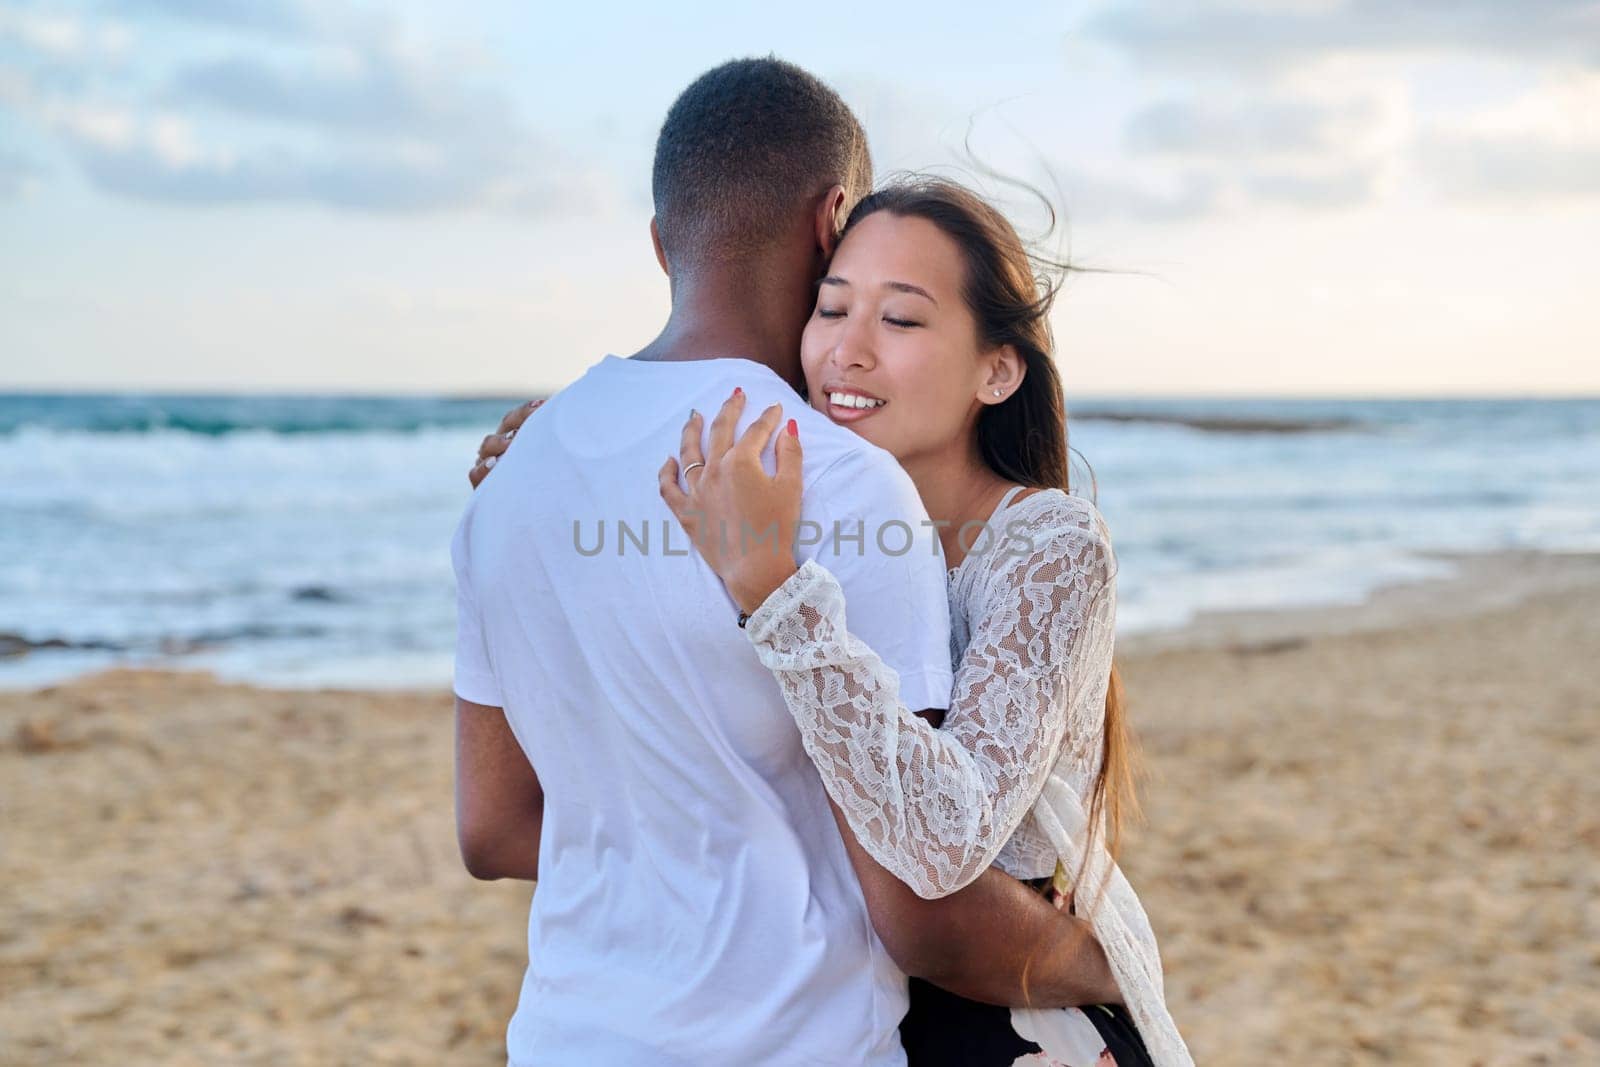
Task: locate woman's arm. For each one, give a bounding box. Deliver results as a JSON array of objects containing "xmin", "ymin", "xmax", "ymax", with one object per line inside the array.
[{"xmin": 744, "ymin": 495, "xmax": 1116, "ymax": 900}]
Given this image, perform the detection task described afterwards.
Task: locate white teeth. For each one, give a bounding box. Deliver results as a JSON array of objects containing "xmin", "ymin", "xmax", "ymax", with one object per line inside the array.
[{"xmin": 828, "ymin": 392, "xmax": 885, "ymax": 409}]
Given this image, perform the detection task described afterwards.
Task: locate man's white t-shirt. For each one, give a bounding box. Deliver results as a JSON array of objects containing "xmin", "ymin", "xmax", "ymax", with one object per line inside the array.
[{"xmin": 451, "ymin": 354, "xmax": 954, "ymax": 1066}]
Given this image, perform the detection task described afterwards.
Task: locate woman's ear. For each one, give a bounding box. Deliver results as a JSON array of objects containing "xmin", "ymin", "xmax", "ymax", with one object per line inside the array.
[
  {"xmin": 650, "ymin": 217, "xmax": 669, "ymax": 277},
  {"xmin": 982, "ymin": 345, "xmax": 1027, "ymax": 404},
  {"xmin": 814, "ymin": 184, "xmax": 849, "ymax": 261}
]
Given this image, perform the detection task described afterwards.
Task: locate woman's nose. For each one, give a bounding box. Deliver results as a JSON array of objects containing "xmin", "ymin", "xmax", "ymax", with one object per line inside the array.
[{"xmin": 833, "ymin": 318, "xmax": 876, "ymax": 370}]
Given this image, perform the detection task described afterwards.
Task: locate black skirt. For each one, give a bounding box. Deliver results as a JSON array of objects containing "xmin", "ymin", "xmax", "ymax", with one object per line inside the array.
[
  {"xmin": 899, "ymin": 979, "xmax": 1153, "ymax": 1066},
  {"xmin": 897, "ymin": 879, "xmax": 1155, "ymax": 1067}
]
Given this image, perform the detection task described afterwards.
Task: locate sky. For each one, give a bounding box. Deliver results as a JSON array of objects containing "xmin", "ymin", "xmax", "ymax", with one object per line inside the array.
[{"xmin": 1, "ymin": 0, "xmax": 1597, "ymax": 397}]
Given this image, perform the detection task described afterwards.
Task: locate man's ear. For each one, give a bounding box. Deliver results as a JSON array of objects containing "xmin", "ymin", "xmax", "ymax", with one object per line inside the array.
[
  {"xmin": 813, "ymin": 184, "xmax": 849, "ymax": 262},
  {"xmin": 650, "ymin": 217, "xmax": 669, "ymax": 276}
]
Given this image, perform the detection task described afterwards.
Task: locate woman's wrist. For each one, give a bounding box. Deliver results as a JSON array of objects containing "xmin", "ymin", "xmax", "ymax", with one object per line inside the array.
[{"xmin": 727, "ymin": 555, "xmax": 799, "ymax": 616}]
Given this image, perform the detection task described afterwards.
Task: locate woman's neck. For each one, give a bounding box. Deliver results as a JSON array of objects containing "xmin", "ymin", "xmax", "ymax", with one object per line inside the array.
[{"xmin": 900, "ymin": 446, "xmax": 1013, "ymax": 570}]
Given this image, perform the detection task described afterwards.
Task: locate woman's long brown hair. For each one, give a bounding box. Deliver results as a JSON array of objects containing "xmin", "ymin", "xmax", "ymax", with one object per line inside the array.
[{"xmin": 840, "ymin": 177, "xmax": 1142, "ymax": 904}]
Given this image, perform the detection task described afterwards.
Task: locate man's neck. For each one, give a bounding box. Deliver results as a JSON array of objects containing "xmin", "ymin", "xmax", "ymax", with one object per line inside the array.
[{"xmin": 629, "ymin": 264, "xmax": 810, "ymax": 395}]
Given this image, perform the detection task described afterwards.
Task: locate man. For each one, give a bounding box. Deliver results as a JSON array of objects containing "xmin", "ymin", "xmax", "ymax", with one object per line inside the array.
[{"xmin": 453, "ymin": 57, "xmax": 1117, "ymax": 1065}]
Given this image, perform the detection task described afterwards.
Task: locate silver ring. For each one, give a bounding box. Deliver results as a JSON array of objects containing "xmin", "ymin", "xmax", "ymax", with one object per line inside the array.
[{"xmin": 681, "ymin": 461, "xmax": 706, "ymax": 477}]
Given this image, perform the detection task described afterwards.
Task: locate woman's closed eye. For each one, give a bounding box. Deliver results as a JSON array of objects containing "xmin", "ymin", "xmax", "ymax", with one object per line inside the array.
[{"xmin": 816, "ymin": 305, "xmax": 921, "ymax": 328}]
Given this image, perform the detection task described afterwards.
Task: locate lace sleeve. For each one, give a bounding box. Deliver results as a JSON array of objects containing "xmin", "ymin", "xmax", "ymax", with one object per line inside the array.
[{"xmin": 743, "ymin": 495, "xmax": 1116, "ymax": 899}]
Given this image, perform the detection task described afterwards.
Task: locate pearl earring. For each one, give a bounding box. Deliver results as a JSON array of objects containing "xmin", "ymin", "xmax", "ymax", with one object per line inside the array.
[{"xmin": 992, "ymin": 389, "xmax": 1002, "ymax": 397}]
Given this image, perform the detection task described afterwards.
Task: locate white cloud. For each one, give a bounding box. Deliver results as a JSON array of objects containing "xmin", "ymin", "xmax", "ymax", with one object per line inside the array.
[
  {"xmin": 166, "ymin": 45, "xmax": 499, "ymax": 139},
  {"xmin": 1081, "ymin": 3, "xmax": 1600, "ymax": 213},
  {"xmin": 1413, "ymin": 74, "xmax": 1600, "ymax": 201},
  {"xmin": 51, "ymin": 112, "xmax": 611, "ymax": 216},
  {"xmin": 1114, "ymin": 89, "xmax": 1403, "ymax": 213},
  {"xmin": 1086, "ymin": 0, "xmax": 1600, "ymax": 76},
  {"xmin": 1415, "ymin": 133, "xmax": 1600, "ymax": 201},
  {"xmin": 1059, "ymin": 169, "xmax": 1222, "ymax": 222},
  {"xmin": 47, "ymin": 98, "xmax": 136, "ymax": 149},
  {"xmin": 0, "ymin": 148, "xmax": 44, "ymax": 198},
  {"xmin": 110, "ymin": 0, "xmax": 311, "ymax": 39},
  {"xmin": 1125, "ymin": 96, "xmax": 1377, "ymax": 159},
  {"xmin": 2, "ymin": 0, "xmax": 619, "ymax": 216},
  {"xmin": 147, "ymin": 114, "xmax": 205, "ymax": 167},
  {"xmin": 0, "ymin": 7, "xmax": 128, "ymax": 60},
  {"xmin": 1442, "ymin": 72, "xmax": 1600, "ymax": 141},
  {"xmin": 1246, "ymin": 164, "xmax": 1378, "ymax": 208}
]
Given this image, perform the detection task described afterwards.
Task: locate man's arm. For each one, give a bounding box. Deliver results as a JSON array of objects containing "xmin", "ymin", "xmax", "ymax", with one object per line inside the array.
[
  {"xmin": 829, "ymin": 795, "xmax": 1120, "ymax": 1009},
  {"xmin": 454, "ymin": 697, "xmax": 543, "ymax": 881}
]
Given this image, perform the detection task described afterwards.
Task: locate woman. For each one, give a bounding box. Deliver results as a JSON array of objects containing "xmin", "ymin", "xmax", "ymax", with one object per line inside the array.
[
  {"xmin": 476, "ymin": 178, "xmax": 1190, "ymax": 1067},
  {"xmin": 666, "ymin": 177, "xmax": 1192, "ymax": 1067}
]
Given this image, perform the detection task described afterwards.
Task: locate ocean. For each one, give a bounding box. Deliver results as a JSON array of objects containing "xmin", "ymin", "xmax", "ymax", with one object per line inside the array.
[{"xmin": 3, "ymin": 391, "xmax": 1597, "ymax": 689}]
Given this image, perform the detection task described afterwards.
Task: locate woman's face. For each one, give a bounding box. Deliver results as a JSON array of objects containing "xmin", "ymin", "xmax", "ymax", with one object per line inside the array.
[{"xmin": 800, "ymin": 210, "xmax": 998, "ymax": 462}]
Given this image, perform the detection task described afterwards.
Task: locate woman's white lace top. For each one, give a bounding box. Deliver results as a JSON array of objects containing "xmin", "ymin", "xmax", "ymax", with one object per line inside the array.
[{"xmin": 743, "ymin": 487, "xmax": 1193, "ymax": 1067}]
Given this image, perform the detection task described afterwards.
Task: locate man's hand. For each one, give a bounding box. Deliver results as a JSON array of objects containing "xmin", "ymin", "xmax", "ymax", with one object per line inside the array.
[{"xmin": 469, "ymin": 398, "xmax": 546, "ymax": 488}]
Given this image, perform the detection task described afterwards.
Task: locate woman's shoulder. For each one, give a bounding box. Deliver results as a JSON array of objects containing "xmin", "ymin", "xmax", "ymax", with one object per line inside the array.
[
  {"xmin": 1003, "ymin": 487, "xmax": 1111, "ymax": 545},
  {"xmin": 965, "ymin": 487, "xmax": 1117, "ymax": 631},
  {"xmin": 969, "ymin": 486, "xmax": 1114, "ymax": 591}
]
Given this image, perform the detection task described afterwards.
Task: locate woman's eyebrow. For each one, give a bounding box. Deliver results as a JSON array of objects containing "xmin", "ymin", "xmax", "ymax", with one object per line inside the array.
[
  {"xmin": 817, "ymin": 275, "xmax": 938, "ymax": 307},
  {"xmin": 885, "ymin": 280, "xmax": 938, "ymax": 306}
]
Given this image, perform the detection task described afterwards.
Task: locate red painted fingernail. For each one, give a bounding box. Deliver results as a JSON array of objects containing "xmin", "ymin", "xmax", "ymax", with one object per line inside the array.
[
  {"xmin": 787, "ymin": 419, "xmax": 798, "ymax": 437},
  {"xmin": 733, "ymin": 387, "xmax": 742, "ymax": 396}
]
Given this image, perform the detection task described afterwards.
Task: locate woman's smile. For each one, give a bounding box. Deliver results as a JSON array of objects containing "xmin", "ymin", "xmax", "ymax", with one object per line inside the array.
[{"xmin": 821, "ymin": 387, "xmax": 890, "ymax": 424}]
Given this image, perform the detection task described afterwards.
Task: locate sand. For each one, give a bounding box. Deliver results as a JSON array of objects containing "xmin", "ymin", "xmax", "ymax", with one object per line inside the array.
[{"xmin": 3, "ymin": 552, "xmax": 1597, "ymax": 1065}]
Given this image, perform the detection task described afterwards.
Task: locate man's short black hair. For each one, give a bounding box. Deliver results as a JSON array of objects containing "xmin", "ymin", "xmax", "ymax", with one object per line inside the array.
[{"xmin": 651, "ymin": 56, "xmax": 872, "ymax": 264}]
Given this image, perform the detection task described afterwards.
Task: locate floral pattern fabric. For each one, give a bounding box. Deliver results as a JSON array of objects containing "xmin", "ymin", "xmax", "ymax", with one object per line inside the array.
[{"xmin": 744, "ymin": 488, "xmax": 1192, "ymax": 1067}]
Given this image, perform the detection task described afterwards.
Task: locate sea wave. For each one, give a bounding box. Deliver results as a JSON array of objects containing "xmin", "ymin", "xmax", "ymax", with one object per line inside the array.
[
  {"xmin": 4, "ymin": 392, "xmax": 1598, "ymax": 688},
  {"xmin": 0, "ymin": 394, "xmax": 536, "ymax": 437},
  {"xmin": 1074, "ymin": 411, "xmax": 1365, "ymax": 434}
]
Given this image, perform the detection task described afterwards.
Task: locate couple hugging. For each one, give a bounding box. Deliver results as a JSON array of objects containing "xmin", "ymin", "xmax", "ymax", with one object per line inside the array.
[{"xmin": 453, "ymin": 56, "xmax": 1192, "ymax": 1067}]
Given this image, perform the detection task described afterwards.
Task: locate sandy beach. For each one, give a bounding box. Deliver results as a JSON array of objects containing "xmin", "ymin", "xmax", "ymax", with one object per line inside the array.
[{"xmin": 4, "ymin": 551, "xmax": 1597, "ymax": 1065}]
